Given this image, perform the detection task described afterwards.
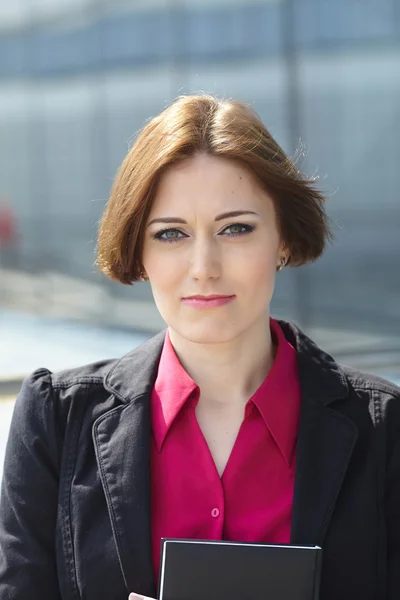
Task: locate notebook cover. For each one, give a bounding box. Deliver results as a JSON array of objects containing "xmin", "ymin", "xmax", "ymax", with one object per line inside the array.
[{"xmin": 158, "ymin": 539, "xmax": 322, "ymax": 600}]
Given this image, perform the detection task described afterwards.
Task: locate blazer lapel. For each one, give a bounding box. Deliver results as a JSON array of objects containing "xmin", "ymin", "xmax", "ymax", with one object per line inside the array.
[
  {"xmin": 278, "ymin": 321, "xmax": 359, "ymax": 547},
  {"xmin": 93, "ymin": 331, "xmax": 166, "ymax": 598},
  {"xmin": 290, "ymin": 397, "xmax": 358, "ymax": 546}
]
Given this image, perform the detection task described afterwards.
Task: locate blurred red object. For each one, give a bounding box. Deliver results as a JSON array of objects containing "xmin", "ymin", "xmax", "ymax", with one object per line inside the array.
[{"xmin": 0, "ymin": 204, "xmax": 16, "ymax": 247}]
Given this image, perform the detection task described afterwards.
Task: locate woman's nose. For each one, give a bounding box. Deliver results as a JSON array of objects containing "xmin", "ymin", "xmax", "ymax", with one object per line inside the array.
[{"xmin": 188, "ymin": 238, "xmax": 221, "ymax": 281}]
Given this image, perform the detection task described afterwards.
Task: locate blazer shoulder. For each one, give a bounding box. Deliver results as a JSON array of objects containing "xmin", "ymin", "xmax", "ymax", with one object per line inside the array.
[
  {"xmin": 14, "ymin": 359, "xmax": 119, "ymax": 431},
  {"xmin": 341, "ymin": 364, "xmax": 400, "ymax": 398},
  {"xmin": 17, "ymin": 330, "xmax": 165, "ymax": 411},
  {"xmin": 341, "ymin": 365, "xmax": 400, "ymax": 431},
  {"xmin": 49, "ymin": 358, "xmax": 117, "ymax": 390}
]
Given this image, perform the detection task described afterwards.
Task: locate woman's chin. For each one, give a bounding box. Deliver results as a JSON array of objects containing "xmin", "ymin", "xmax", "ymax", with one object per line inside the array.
[{"xmin": 171, "ymin": 320, "xmax": 243, "ymax": 346}]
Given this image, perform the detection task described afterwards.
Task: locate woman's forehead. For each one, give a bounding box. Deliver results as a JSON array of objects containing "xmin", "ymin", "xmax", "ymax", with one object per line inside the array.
[{"xmin": 150, "ymin": 154, "xmax": 272, "ymax": 216}]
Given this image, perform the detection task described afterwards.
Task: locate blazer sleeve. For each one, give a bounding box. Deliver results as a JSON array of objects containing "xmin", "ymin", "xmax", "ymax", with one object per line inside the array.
[
  {"xmin": 386, "ymin": 388, "xmax": 400, "ymax": 600},
  {"xmin": 0, "ymin": 369, "xmax": 62, "ymax": 599}
]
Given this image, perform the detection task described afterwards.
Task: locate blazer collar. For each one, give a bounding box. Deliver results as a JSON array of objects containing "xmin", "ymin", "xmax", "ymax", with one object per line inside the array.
[
  {"xmin": 103, "ymin": 320, "xmax": 349, "ymax": 407},
  {"xmin": 104, "ymin": 330, "xmax": 166, "ymax": 402},
  {"xmin": 278, "ymin": 320, "xmax": 349, "ymax": 404}
]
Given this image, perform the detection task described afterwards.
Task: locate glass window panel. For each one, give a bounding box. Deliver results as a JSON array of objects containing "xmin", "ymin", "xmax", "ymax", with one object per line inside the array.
[
  {"xmin": 0, "ymin": 34, "xmax": 25, "ymax": 77},
  {"xmin": 295, "ymin": 0, "xmax": 396, "ymax": 46}
]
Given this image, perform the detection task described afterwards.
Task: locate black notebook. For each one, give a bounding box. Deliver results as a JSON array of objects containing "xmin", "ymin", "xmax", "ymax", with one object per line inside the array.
[{"xmin": 158, "ymin": 538, "xmax": 322, "ymax": 600}]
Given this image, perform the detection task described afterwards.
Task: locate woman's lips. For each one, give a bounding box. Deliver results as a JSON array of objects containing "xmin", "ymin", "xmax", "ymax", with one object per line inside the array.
[{"xmin": 181, "ymin": 295, "xmax": 236, "ymax": 308}]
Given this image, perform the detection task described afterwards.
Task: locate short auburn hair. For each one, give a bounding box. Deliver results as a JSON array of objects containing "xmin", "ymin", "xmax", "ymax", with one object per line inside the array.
[{"xmin": 97, "ymin": 94, "xmax": 332, "ymax": 284}]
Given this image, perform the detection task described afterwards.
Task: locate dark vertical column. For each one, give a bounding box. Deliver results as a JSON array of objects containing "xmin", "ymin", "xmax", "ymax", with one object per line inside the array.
[
  {"xmin": 88, "ymin": 0, "xmax": 109, "ymax": 281},
  {"xmin": 281, "ymin": 0, "xmax": 311, "ymax": 328},
  {"xmin": 86, "ymin": 0, "xmax": 118, "ymax": 324},
  {"xmin": 21, "ymin": 4, "xmax": 58, "ymax": 317},
  {"xmin": 169, "ymin": 0, "xmax": 188, "ymax": 98},
  {"xmin": 23, "ymin": 10, "xmax": 50, "ymax": 276}
]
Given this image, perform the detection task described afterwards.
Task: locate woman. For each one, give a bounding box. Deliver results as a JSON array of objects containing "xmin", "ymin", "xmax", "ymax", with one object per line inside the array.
[{"xmin": 0, "ymin": 95, "xmax": 399, "ymax": 600}]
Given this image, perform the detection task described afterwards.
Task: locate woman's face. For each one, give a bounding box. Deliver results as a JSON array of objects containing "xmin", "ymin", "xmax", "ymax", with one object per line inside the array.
[{"xmin": 142, "ymin": 153, "xmax": 284, "ymax": 344}]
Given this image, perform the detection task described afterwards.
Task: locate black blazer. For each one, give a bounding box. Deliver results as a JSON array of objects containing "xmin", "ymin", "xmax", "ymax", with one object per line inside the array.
[{"xmin": 0, "ymin": 321, "xmax": 399, "ymax": 600}]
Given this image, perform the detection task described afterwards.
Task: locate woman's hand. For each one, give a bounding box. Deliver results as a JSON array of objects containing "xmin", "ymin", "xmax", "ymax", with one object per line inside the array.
[{"xmin": 129, "ymin": 594, "xmax": 156, "ymax": 600}]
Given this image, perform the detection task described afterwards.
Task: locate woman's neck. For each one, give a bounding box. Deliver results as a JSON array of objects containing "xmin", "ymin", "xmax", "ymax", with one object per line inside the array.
[{"xmin": 168, "ymin": 317, "xmax": 276, "ymax": 407}]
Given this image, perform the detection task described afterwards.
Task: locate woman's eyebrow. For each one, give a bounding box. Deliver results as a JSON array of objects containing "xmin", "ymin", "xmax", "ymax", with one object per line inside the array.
[
  {"xmin": 147, "ymin": 210, "xmax": 259, "ymax": 227},
  {"xmin": 214, "ymin": 210, "xmax": 259, "ymax": 222},
  {"xmin": 147, "ymin": 216, "xmax": 186, "ymax": 227}
]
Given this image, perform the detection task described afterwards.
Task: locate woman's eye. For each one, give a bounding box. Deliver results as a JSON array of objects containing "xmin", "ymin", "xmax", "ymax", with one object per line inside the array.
[
  {"xmin": 153, "ymin": 224, "xmax": 254, "ymax": 242},
  {"xmin": 154, "ymin": 228, "xmax": 185, "ymax": 242},
  {"xmin": 222, "ymin": 224, "xmax": 254, "ymax": 236}
]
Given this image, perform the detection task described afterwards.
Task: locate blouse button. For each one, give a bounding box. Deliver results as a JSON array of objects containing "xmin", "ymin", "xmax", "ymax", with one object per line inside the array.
[{"xmin": 211, "ymin": 508, "xmax": 220, "ymax": 518}]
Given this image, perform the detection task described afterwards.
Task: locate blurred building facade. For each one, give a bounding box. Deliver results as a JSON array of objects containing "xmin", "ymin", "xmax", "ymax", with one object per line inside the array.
[{"xmin": 0, "ymin": 0, "xmax": 399, "ymax": 335}]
